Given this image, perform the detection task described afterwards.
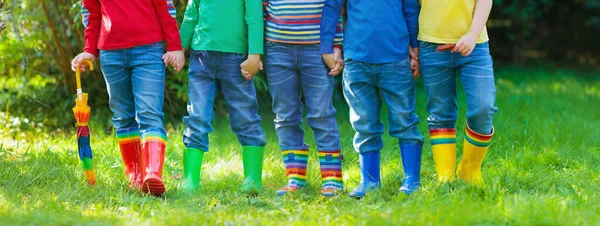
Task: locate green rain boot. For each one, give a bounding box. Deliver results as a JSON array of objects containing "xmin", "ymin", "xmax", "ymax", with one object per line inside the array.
[
  {"xmin": 182, "ymin": 147, "xmax": 204, "ymax": 191},
  {"xmin": 241, "ymin": 146, "xmax": 265, "ymax": 194}
]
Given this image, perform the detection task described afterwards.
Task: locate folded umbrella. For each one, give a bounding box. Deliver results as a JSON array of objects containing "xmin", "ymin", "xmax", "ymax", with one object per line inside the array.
[{"xmin": 72, "ymin": 60, "xmax": 96, "ymax": 185}]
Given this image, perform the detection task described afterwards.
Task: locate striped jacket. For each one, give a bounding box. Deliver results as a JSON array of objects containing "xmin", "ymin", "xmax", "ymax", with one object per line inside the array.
[{"xmin": 263, "ymin": 0, "xmax": 343, "ymax": 46}]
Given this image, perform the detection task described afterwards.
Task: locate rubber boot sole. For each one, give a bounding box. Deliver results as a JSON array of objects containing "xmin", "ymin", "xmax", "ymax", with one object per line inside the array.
[{"xmin": 142, "ymin": 175, "xmax": 165, "ymax": 196}]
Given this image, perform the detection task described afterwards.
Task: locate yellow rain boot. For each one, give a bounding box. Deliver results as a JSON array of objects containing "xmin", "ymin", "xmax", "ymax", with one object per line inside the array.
[
  {"xmin": 457, "ymin": 125, "xmax": 494, "ymax": 186},
  {"xmin": 430, "ymin": 128, "xmax": 457, "ymax": 183}
]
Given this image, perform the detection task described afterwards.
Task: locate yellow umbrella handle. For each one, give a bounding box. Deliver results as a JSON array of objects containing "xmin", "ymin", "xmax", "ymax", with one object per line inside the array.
[{"xmin": 76, "ymin": 60, "xmax": 95, "ymax": 100}]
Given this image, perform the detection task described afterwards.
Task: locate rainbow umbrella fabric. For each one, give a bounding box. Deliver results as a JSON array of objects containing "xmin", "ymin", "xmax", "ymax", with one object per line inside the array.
[{"xmin": 72, "ymin": 60, "xmax": 96, "ymax": 185}]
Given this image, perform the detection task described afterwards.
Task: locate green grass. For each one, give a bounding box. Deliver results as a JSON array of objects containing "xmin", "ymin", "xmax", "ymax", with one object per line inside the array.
[{"xmin": 1, "ymin": 68, "xmax": 599, "ymax": 225}]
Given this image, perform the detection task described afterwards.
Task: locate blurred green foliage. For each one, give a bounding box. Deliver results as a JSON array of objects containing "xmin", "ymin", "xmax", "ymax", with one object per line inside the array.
[{"xmin": 0, "ymin": 0, "xmax": 598, "ymax": 129}]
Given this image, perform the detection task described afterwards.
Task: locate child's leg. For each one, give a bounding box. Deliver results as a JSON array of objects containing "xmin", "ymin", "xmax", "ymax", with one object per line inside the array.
[
  {"xmin": 182, "ymin": 50, "xmax": 219, "ymax": 191},
  {"xmin": 297, "ymin": 44, "xmax": 343, "ymax": 196},
  {"xmin": 456, "ymin": 42, "xmax": 497, "ymax": 185},
  {"xmin": 216, "ymin": 52, "xmax": 267, "ymax": 192},
  {"xmin": 99, "ymin": 49, "xmax": 141, "ymax": 189},
  {"xmin": 265, "ymin": 42, "xmax": 309, "ymax": 195},
  {"xmin": 343, "ymin": 59, "xmax": 383, "ymax": 199},
  {"xmin": 378, "ymin": 58, "xmax": 424, "ymax": 194},
  {"xmin": 128, "ymin": 42, "xmax": 167, "ymax": 196},
  {"xmin": 297, "ymin": 44, "xmax": 341, "ymax": 151},
  {"xmin": 265, "ymin": 42, "xmax": 306, "ymax": 150},
  {"xmin": 419, "ymin": 41, "xmax": 459, "ymax": 183},
  {"xmin": 216, "ymin": 53, "xmax": 266, "ymax": 147}
]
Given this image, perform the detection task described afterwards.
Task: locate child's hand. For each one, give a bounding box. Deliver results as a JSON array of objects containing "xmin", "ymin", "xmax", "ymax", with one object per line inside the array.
[
  {"xmin": 71, "ymin": 52, "xmax": 96, "ymax": 72},
  {"xmin": 163, "ymin": 50, "xmax": 185, "ymax": 73},
  {"xmin": 408, "ymin": 46, "xmax": 420, "ymax": 78},
  {"xmin": 322, "ymin": 47, "xmax": 344, "ymax": 76},
  {"xmin": 408, "ymin": 46, "xmax": 419, "ymax": 60},
  {"xmin": 452, "ymin": 32, "xmax": 478, "ymax": 56},
  {"xmin": 240, "ymin": 54, "xmax": 262, "ymax": 80},
  {"xmin": 322, "ymin": 54, "xmax": 335, "ymax": 69},
  {"xmin": 410, "ymin": 57, "xmax": 420, "ymax": 78}
]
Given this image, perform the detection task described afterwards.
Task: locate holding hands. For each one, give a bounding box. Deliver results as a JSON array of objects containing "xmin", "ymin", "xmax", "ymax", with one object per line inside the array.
[
  {"xmin": 240, "ymin": 54, "xmax": 263, "ymax": 80},
  {"xmin": 409, "ymin": 46, "xmax": 420, "ymax": 78},
  {"xmin": 322, "ymin": 47, "xmax": 344, "ymax": 76},
  {"xmin": 163, "ymin": 50, "xmax": 186, "ymax": 73}
]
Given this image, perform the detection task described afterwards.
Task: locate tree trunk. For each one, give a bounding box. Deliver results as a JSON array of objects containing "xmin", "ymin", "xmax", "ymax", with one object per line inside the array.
[{"xmin": 40, "ymin": 1, "xmax": 76, "ymax": 92}]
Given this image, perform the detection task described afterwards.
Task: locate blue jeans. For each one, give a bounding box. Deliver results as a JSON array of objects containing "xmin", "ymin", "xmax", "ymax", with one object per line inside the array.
[
  {"xmin": 183, "ymin": 50, "xmax": 267, "ymax": 151},
  {"xmin": 419, "ymin": 41, "xmax": 497, "ymax": 135},
  {"xmin": 343, "ymin": 58, "xmax": 424, "ymax": 154},
  {"xmin": 99, "ymin": 42, "xmax": 165, "ymax": 133},
  {"xmin": 265, "ymin": 42, "xmax": 341, "ymax": 151}
]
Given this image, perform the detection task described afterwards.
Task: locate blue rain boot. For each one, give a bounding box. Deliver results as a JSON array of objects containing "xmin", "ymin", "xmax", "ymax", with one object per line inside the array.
[
  {"xmin": 399, "ymin": 144, "xmax": 423, "ymax": 194},
  {"xmin": 349, "ymin": 151, "xmax": 381, "ymax": 199}
]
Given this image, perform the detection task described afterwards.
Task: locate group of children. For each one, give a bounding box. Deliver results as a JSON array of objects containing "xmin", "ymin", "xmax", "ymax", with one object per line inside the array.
[{"xmin": 71, "ymin": 0, "xmax": 497, "ymax": 198}]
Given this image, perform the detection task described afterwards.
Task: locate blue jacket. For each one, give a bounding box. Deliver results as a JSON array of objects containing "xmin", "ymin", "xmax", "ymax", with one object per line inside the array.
[{"xmin": 320, "ymin": 0, "xmax": 420, "ymax": 64}]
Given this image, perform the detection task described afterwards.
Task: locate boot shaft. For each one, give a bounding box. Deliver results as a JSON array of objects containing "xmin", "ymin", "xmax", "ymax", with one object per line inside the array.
[
  {"xmin": 183, "ymin": 147, "xmax": 205, "ymax": 190},
  {"xmin": 462, "ymin": 125, "xmax": 494, "ymax": 166},
  {"xmin": 400, "ymin": 143, "xmax": 423, "ymax": 180},
  {"xmin": 116, "ymin": 127, "xmax": 141, "ymax": 176},
  {"xmin": 429, "ymin": 128, "xmax": 457, "ymax": 182},
  {"xmin": 457, "ymin": 125, "xmax": 494, "ymax": 185},
  {"xmin": 319, "ymin": 150, "xmax": 344, "ymax": 196},
  {"xmin": 141, "ymin": 142, "xmax": 166, "ymax": 176},
  {"xmin": 242, "ymin": 146, "xmax": 265, "ymax": 191},
  {"xmin": 282, "ymin": 149, "xmax": 309, "ymax": 185},
  {"xmin": 318, "ymin": 150, "xmax": 343, "ymax": 186},
  {"xmin": 359, "ymin": 151, "xmax": 381, "ymax": 183},
  {"xmin": 140, "ymin": 129, "xmax": 167, "ymax": 177}
]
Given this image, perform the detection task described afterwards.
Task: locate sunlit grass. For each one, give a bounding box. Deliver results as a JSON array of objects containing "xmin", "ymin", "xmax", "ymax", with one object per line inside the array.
[{"xmin": 1, "ymin": 68, "xmax": 599, "ymax": 225}]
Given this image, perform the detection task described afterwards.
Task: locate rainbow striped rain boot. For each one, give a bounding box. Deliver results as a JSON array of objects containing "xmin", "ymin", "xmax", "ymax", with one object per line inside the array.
[
  {"xmin": 276, "ymin": 149, "xmax": 309, "ymax": 196},
  {"xmin": 318, "ymin": 150, "xmax": 343, "ymax": 197}
]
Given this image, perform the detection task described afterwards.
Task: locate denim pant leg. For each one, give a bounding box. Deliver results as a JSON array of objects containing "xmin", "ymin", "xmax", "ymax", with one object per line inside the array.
[
  {"xmin": 379, "ymin": 58, "xmax": 424, "ymax": 144},
  {"xmin": 456, "ymin": 42, "xmax": 497, "ymax": 135},
  {"xmin": 298, "ymin": 44, "xmax": 341, "ymax": 151},
  {"xmin": 265, "ymin": 42, "xmax": 306, "ymax": 150},
  {"xmin": 99, "ymin": 49, "xmax": 138, "ymax": 130},
  {"xmin": 419, "ymin": 41, "xmax": 459, "ymax": 130},
  {"xmin": 343, "ymin": 59, "xmax": 384, "ymax": 154},
  {"xmin": 217, "ymin": 53, "xmax": 267, "ymax": 147},
  {"xmin": 127, "ymin": 43, "xmax": 166, "ymax": 133},
  {"xmin": 183, "ymin": 50, "xmax": 218, "ymax": 151}
]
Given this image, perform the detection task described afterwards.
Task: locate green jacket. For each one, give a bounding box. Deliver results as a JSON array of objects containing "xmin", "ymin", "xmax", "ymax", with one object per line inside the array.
[{"xmin": 180, "ymin": 0, "xmax": 264, "ymax": 54}]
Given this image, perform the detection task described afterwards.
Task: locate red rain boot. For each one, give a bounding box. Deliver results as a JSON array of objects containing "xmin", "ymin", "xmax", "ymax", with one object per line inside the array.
[
  {"xmin": 116, "ymin": 128, "xmax": 142, "ymax": 189},
  {"xmin": 119, "ymin": 141, "xmax": 142, "ymax": 189},
  {"xmin": 140, "ymin": 141, "xmax": 166, "ymax": 196}
]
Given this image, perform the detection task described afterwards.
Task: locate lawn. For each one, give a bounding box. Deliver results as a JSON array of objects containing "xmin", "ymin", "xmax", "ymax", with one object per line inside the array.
[{"xmin": 1, "ymin": 68, "xmax": 599, "ymax": 225}]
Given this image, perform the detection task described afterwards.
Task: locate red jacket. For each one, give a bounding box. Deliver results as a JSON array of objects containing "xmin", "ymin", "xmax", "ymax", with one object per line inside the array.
[{"xmin": 82, "ymin": 0, "xmax": 182, "ymax": 56}]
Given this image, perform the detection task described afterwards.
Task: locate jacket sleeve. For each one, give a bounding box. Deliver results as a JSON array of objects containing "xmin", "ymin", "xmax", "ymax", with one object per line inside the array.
[
  {"xmin": 262, "ymin": 0, "xmax": 268, "ymax": 20},
  {"xmin": 153, "ymin": 0, "xmax": 183, "ymax": 51},
  {"xmin": 245, "ymin": 0, "xmax": 264, "ymax": 54},
  {"xmin": 402, "ymin": 0, "xmax": 420, "ymax": 48},
  {"xmin": 179, "ymin": 0, "xmax": 200, "ymax": 50},
  {"xmin": 82, "ymin": 0, "xmax": 101, "ymax": 56},
  {"xmin": 333, "ymin": 13, "xmax": 344, "ymax": 48},
  {"xmin": 320, "ymin": 0, "xmax": 344, "ymax": 54},
  {"xmin": 81, "ymin": 5, "xmax": 89, "ymax": 27}
]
